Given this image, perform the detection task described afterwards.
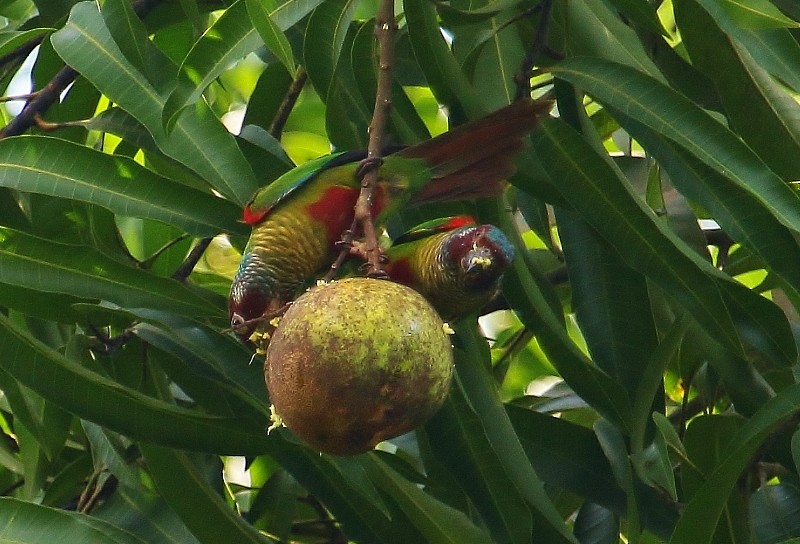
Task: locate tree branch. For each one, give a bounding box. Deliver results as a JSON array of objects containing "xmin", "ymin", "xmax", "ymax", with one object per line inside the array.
[
  {"xmin": 172, "ymin": 237, "xmax": 213, "ymax": 282},
  {"xmin": 353, "ymin": 1, "xmax": 397, "ymax": 277},
  {"xmin": 269, "ymin": 68, "xmax": 307, "ymax": 139},
  {"xmin": 515, "ymin": 0, "xmax": 555, "ymax": 100},
  {"xmin": 0, "ymin": 0, "xmax": 163, "ymax": 139}
]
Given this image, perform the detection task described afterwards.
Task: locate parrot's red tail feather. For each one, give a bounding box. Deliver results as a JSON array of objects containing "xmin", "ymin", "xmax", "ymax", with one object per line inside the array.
[{"xmin": 398, "ymin": 98, "xmax": 552, "ymax": 204}]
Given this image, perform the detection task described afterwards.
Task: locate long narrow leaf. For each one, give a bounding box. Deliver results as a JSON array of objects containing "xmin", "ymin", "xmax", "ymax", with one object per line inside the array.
[
  {"xmin": 363, "ymin": 454, "xmax": 493, "ymax": 544},
  {"xmin": 141, "ymin": 444, "xmax": 274, "ymax": 544},
  {"xmin": 454, "ymin": 325, "xmax": 576, "ymax": 543},
  {"xmin": 669, "ymin": 384, "xmax": 800, "ymax": 544},
  {"xmin": 0, "ymin": 227, "xmax": 220, "ymax": 318},
  {"xmin": 675, "ymin": 0, "xmax": 800, "ymax": 180},
  {"xmin": 0, "ymin": 497, "xmax": 149, "ymax": 543},
  {"xmin": 164, "ymin": 0, "xmax": 323, "ymax": 126},
  {"xmin": 530, "ymin": 117, "xmax": 793, "ymax": 365},
  {"xmin": 0, "ymin": 136, "xmax": 244, "ymax": 237},
  {"xmin": 550, "ymin": 58, "xmax": 800, "ymax": 233},
  {"xmin": 0, "ymin": 314, "xmax": 272, "ymax": 455}
]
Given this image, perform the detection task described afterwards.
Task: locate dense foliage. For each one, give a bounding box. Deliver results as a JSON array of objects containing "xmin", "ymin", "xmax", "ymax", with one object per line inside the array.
[{"xmin": 0, "ymin": 0, "xmax": 798, "ymax": 542}]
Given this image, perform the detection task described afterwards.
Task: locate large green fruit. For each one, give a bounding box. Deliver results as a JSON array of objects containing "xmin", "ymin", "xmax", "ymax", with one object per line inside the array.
[{"xmin": 265, "ymin": 277, "xmax": 454, "ymax": 455}]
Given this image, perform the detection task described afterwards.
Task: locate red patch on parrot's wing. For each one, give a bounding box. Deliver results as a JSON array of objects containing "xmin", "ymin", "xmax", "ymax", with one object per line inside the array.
[
  {"xmin": 305, "ymin": 185, "xmax": 360, "ymax": 245},
  {"xmin": 242, "ymin": 205, "xmax": 268, "ymax": 225}
]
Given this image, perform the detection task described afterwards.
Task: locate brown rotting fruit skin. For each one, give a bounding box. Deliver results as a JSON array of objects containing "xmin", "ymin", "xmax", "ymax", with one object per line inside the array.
[{"xmin": 265, "ymin": 277, "xmax": 454, "ymax": 455}]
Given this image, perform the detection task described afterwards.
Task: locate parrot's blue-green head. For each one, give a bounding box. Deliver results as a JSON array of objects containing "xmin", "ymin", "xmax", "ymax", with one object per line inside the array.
[{"xmin": 443, "ymin": 224, "xmax": 515, "ymax": 290}]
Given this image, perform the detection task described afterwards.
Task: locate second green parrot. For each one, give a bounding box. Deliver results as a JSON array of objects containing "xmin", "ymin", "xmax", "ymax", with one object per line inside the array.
[{"xmin": 383, "ymin": 216, "xmax": 515, "ymax": 322}]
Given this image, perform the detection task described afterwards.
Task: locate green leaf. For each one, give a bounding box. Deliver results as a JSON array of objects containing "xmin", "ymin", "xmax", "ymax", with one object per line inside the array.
[
  {"xmin": 670, "ymin": 384, "xmax": 800, "ymax": 544},
  {"xmin": 51, "ymin": 3, "xmax": 258, "ymax": 205},
  {"xmin": 134, "ymin": 321, "xmax": 267, "ymax": 422},
  {"xmin": 616, "ymin": 113, "xmax": 800, "ymax": 306},
  {"xmin": 549, "ymin": 58, "xmax": 800, "ymax": 234},
  {"xmin": 303, "ymin": 0, "xmax": 357, "ymax": 98},
  {"xmin": 242, "ymin": 63, "xmax": 294, "ymax": 130},
  {"xmin": 676, "ymin": 0, "xmax": 800, "ymax": 180},
  {"xmin": 629, "ymin": 318, "xmax": 686, "ymax": 456},
  {"xmin": 713, "ymin": 0, "xmax": 800, "ymax": 29},
  {"xmin": 552, "ymin": 0, "xmax": 662, "ymax": 79},
  {"xmin": 422, "ymin": 382, "xmax": 533, "ymax": 544},
  {"xmin": 0, "ymin": 227, "xmax": 220, "ymax": 318},
  {"xmin": 141, "ymin": 444, "xmax": 274, "ymax": 544},
  {"xmin": 270, "ymin": 450, "xmax": 400, "ymax": 544},
  {"xmin": 556, "ymin": 207, "xmax": 658, "ymax": 395},
  {"xmin": 247, "ymin": 0, "xmax": 297, "ymax": 75},
  {"xmin": 460, "ymin": 10, "xmax": 525, "ymax": 109},
  {"xmin": 83, "ymin": 421, "xmax": 146, "ymax": 490},
  {"xmin": 605, "ymin": 0, "xmax": 668, "ymax": 35},
  {"xmin": 364, "ymin": 454, "xmax": 493, "ymax": 544},
  {"xmin": 531, "ymin": 113, "xmax": 792, "ymax": 366},
  {"xmin": 750, "ymin": 484, "xmax": 800, "ymax": 544},
  {"xmin": 101, "ymin": 0, "xmax": 150, "ymax": 80},
  {"xmin": 0, "ymin": 136, "xmax": 245, "ymax": 237},
  {"xmin": 403, "ymin": 0, "xmax": 482, "ymax": 118},
  {"xmin": 454, "ymin": 324, "xmax": 576, "ymax": 543},
  {"xmin": 93, "ymin": 484, "xmax": 202, "ymax": 544},
  {"xmin": 0, "ymin": 313, "xmax": 274, "ymax": 455},
  {"xmin": 573, "ymin": 502, "xmax": 619, "ymax": 544},
  {"xmin": 0, "ymin": 29, "xmax": 52, "ymax": 59},
  {"xmin": 163, "ymin": 0, "xmax": 324, "ymax": 126},
  {"xmin": 501, "ymin": 239, "xmax": 632, "ymax": 427},
  {"xmin": 161, "ymin": 0, "xmax": 260, "ymax": 127},
  {"xmin": 0, "ymin": 496, "xmax": 150, "ymax": 543},
  {"xmin": 434, "ymin": 0, "xmax": 530, "ymax": 23},
  {"xmin": 594, "ymin": 420, "xmax": 640, "ymax": 537}
]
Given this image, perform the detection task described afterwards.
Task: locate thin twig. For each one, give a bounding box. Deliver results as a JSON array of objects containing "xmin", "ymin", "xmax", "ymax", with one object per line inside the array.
[
  {"xmin": 225, "ymin": 302, "xmax": 292, "ymax": 335},
  {"xmin": 269, "ymin": 68, "xmax": 307, "ymax": 139},
  {"xmin": 515, "ymin": 0, "xmax": 555, "ymax": 100},
  {"xmin": 171, "ymin": 236, "xmax": 212, "ymax": 281}
]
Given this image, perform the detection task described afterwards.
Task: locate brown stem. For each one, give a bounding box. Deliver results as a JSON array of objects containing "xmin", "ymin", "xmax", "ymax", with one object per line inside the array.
[
  {"xmin": 515, "ymin": 0, "xmax": 555, "ymax": 100},
  {"xmin": 172, "ymin": 236, "xmax": 213, "ymax": 281},
  {"xmin": 0, "ymin": 66, "xmax": 80, "ymax": 138},
  {"xmin": 0, "ymin": 34, "xmax": 43, "ymax": 70},
  {"xmin": 269, "ymin": 68, "xmax": 307, "ymax": 139},
  {"xmin": 225, "ymin": 302, "xmax": 292, "ymax": 335},
  {"xmin": 354, "ymin": 1, "xmax": 397, "ymax": 277},
  {"xmin": 322, "ymin": 222, "xmax": 359, "ymax": 282}
]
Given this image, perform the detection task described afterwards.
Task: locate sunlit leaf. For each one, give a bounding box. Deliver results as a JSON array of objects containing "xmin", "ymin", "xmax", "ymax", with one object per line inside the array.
[
  {"xmin": 247, "ymin": 0, "xmax": 297, "ymax": 75},
  {"xmin": 51, "ymin": 3, "xmax": 258, "ymax": 205}
]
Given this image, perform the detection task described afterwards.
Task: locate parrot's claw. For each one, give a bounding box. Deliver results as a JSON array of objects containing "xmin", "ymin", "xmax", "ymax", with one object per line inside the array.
[
  {"xmin": 355, "ymin": 156, "xmax": 384, "ymax": 179},
  {"xmin": 366, "ymin": 269, "xmax": 390, "ymax": 280}
]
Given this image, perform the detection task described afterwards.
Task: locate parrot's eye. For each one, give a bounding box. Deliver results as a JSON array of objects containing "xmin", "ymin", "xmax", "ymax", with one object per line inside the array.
[{"xmin": 231, "ymin": 313, "xmax": 246, "ymax": 330}]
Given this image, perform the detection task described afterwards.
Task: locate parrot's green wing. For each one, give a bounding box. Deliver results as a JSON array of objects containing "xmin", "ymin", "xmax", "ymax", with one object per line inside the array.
[
  {"xmin": 392, "ymin": 216, "xmax": 476, "ymax": 245},
  {"xmin": 243, "ymin": 150, "xmax": 362, "ymax": 224}
]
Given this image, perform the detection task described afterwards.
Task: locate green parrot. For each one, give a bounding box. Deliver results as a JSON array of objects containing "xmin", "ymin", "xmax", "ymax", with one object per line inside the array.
[
  {"xmin": 228, "ymin": 99, "xmax": 550, "ymax": 339},
  {"xmin": 383, "ymin": 216, "xmax": 515, "ymax": 322}
]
